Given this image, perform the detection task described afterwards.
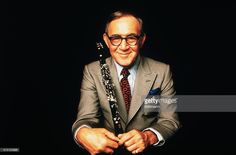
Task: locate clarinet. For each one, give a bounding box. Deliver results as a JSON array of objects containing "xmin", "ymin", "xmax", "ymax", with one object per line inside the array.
[{"xmin": 96, "ymin": 42, "xmax": 124, "ymax": 136}]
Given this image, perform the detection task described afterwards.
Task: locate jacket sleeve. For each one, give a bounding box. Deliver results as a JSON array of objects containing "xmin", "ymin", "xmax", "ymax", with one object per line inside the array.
[
  {"xmin": 72, "ymin": 65, "xmax": 102, "ymax": 135},
  {"xmin": 149, "ymin": 64, "xmax": 181, "ymax": 141}
]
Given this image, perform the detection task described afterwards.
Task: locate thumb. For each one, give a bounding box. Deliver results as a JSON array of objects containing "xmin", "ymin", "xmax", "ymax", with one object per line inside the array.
[
  {"xmin": 118, "ymin": 134, "xmax": 123, "ymax": 138},
  {"xmin": 103, "ymin": 130, "xmax": 119, "ymax": 142}
]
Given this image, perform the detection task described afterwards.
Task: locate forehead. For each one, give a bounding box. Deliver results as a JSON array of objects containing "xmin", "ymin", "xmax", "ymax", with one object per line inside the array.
[{"xmin": 107, "ymin": 16, "xmax": 141, "ymax": 35}]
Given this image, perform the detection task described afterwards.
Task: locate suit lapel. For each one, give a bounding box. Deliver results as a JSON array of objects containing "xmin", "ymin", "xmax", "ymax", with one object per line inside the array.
[
  {"xmin": 127, "ymin": 57, "xmax": 157, "ymax": 124},
  {"xmin": 107, "ymin": 58, "xmax": 128, "ymax": 123}
]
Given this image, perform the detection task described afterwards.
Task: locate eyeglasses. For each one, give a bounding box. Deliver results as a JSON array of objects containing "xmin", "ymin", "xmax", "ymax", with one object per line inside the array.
[{"xmin": 106, "ymin": 33, "xmax": 142, "ymax": 46}]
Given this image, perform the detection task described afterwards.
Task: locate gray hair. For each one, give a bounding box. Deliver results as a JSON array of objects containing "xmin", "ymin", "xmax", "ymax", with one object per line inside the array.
[{"xmin": 105, "ymin": 11, "xmax": 144, "ymax": 35}]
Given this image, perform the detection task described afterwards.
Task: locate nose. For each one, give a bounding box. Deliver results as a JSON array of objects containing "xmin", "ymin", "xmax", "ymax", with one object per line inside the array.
[{"xmin": 119, "ymin": 38, "xmax": 129, "ymax": 50}]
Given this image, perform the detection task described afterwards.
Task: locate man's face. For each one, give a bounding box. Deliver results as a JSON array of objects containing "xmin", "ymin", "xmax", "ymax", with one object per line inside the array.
[{"xmin": 103, "ymin": 16, "xmax": 146, "ymax": 67}]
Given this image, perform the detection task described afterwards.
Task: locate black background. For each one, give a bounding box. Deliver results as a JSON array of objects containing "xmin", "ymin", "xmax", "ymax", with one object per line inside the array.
[{"xmin": 2, "ymin": 1, "xmax": 236, "ymax": 154}]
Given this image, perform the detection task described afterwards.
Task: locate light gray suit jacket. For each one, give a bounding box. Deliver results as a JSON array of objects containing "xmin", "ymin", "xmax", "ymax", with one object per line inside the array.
[{"xmin": 72, "ymin": 56, "xmax": 180, "ymax": 141}]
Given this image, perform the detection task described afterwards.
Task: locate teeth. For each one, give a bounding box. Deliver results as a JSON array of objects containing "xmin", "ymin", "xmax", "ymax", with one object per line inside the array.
[
  {"xmin": 119, "ymin": 53, "xmax": 130, "ymax": 55},
  {"xmin": 117, "ymin": 52, "xmax": 131, "ymax": 55}
]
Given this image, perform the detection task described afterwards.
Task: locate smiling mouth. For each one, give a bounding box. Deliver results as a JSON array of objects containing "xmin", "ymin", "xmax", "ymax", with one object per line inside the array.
[{"xmin": 117, "ymin": 52, "xmax": 131, "ymax": 56}]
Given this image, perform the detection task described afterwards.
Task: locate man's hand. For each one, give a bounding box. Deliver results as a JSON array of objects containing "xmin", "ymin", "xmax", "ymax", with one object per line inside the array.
[
  {"xmin": 76, "ymin": 128, "xmax": 119, "ymax": 155},
  {"xmin": 118, "ymin": 129, "xmax": 158, "ymax": 154}
]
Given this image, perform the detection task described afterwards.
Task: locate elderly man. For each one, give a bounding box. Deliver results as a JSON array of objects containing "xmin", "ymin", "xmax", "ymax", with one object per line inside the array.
[{"xmin": 72, "ymin": 10, "xmax": 180, "ymax": 155}]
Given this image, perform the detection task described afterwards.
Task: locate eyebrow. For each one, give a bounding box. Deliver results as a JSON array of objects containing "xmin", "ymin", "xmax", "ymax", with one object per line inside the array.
[{"xmin": 109, "ymin": 33, "xmax": 139, "ymax": 37}]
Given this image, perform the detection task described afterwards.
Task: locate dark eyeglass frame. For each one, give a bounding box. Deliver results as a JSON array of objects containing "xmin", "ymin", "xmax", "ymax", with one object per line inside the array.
[{"xmin": 106, "ymin": 33, "xmax": 143, "ymax": 46}]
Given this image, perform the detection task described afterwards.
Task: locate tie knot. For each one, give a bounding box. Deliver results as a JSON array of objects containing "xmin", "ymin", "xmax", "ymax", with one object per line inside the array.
[{"xmin": 120, "ymin": 68, "xmax": 130, "ymax": 78}]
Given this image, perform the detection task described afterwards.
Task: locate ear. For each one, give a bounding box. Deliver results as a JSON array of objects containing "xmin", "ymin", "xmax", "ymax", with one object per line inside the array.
[
  {"xmin": 103, "ymin": 33, "xmax": 110, "ymax": 48},
  {"xmin": 139, "ymin": 33, "xmax": 146, "ymax": 48}
]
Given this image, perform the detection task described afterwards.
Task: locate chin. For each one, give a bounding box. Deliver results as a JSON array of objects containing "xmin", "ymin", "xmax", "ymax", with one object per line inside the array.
[{"xmin": 117, "ymin": 60, "xmax": 133, "ymax": 67}]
